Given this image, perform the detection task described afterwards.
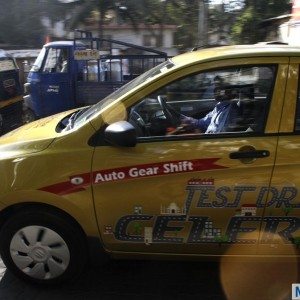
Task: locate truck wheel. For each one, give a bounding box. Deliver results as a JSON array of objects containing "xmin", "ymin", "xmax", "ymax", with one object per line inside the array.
[
  {"xmin": 0, "ymin": 209, "xmax": 87, "ymax": 285},
  {"xmin": 22, "ymin": 108, "xmax": 36, "ymax": 124}
]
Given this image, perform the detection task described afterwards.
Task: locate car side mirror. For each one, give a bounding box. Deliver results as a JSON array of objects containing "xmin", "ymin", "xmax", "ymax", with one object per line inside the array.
[{"xmin": 104, "ymin": 121, "xmax": 137, "ymax": 147}]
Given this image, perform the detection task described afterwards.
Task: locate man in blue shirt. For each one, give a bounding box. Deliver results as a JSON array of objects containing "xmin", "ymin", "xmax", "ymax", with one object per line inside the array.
[{"xmin": 181, "ymin": 85, "xmax": 242, "ymax": 134}]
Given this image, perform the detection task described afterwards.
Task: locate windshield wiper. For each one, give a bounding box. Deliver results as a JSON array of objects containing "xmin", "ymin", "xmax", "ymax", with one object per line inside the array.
[{"xmin": 64, "ymin": 108, "xmax": 88, "ymax": 131}]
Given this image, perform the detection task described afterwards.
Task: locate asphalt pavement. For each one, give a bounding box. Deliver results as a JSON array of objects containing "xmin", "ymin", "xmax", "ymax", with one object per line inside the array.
[
  {"xmin": 0, "ymin": 257, "xmax": 297, "ymax": 300},
  {"xmin": 0, "ymin": 258, "xmax": 226, "ymax": 300}
]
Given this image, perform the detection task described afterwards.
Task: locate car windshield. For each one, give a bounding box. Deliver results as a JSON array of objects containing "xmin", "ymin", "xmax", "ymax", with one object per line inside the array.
[{"xmin": 72, "ymin": 59, "xmax": 175, "ymax": 129}]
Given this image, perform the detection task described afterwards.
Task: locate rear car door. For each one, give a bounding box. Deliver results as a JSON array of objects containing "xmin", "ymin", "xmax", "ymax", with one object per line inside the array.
[
  {"xmin": 259, "ymin": 57, "xmax": 300, "ymax": 256},
  {"xmin": 92, "ymin": 57, "xmax": 288, "ymax": 256}
]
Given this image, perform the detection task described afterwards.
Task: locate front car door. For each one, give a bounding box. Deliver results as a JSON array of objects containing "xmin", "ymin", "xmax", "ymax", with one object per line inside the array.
[{"xmin": 92, "ymin": 57, "xmax": 288, "ymax": 257}]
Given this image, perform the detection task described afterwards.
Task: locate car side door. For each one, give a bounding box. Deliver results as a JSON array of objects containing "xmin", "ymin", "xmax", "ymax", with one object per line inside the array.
[
  {"xmin": 91, "ymin": 57, "xmax": 288, "ymax": 257},
  {"xmin": 259, "ymin": 57, "xmax": 300, "ymax": 256}
]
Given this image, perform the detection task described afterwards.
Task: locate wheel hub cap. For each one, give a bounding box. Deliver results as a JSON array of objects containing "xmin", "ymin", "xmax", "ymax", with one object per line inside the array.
[{"xmin": 9, "ymin": 225, "xmax": 70, "ymax": 280}]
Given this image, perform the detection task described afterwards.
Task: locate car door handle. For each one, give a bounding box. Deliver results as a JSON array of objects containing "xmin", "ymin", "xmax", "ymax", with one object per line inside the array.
[{"xmin": 229, "ymin": 150, "xmax": 270, "ymax": 159}]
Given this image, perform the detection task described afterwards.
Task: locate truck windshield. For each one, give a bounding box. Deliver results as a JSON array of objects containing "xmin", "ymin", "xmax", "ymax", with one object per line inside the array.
[
  {"xmin": 73, "ymin": 59, "xmax": 175, "ymax": 129},
  {"xmin": 30, "ymin": 47, "xmax": 46, "ymax": 72}
]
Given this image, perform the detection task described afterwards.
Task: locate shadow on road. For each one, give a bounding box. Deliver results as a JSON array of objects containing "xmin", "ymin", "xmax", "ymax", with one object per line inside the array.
[{"xmin": 0, "ymin": 260, "xmax": 225, "ymax": 300}]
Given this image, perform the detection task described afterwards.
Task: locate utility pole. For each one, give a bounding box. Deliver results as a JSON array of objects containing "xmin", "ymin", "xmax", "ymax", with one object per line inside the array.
[{"xmin": 197, "ymin": 0, "xmax": 208, "ymax": 47}]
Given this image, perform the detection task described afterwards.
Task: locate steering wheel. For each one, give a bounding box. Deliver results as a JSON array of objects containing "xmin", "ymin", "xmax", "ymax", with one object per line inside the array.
[
  {"xmin": 157, "ymin": 95, "xmax": 181, "ymax": 127},
  {"xmin": 129, "ymin": 110, "xmax": 148, "ymax": 136}
]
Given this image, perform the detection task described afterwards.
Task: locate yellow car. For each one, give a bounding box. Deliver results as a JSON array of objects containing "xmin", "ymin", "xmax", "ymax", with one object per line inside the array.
[{"xmin": 0, "ymin": 45, "xmax": 300, "ymax": 284}]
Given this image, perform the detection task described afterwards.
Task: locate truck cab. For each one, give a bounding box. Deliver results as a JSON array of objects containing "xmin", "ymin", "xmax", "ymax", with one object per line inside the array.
[
  {"xmin": 24, "ymin": 41, "xmax": 85, "ymax": 121},
  {"xmin": 23, "ymin": 32, "xmax": 167, "ymax": 121}
]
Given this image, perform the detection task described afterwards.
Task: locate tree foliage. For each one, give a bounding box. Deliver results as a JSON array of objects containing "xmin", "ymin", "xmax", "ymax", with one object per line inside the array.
[
  {"xmin": 231, "ymin": 0, "xmax": 291, "ymax": 43},
  {"xmin": 65, "ymin": 0, "xmax": 142, "ymax": 39},
  {"xmin": 0, "ymin": 0, "xmax": 293, "ymax": 49},
  {"xmin": 166, "ymin": 0, "xmax": 200, "ymax": 49},
  {"xmin": 0, "ymin": 0, "xmax": 44, "ymax": 47},
  {"xmin": 0, "ymin": 0, "xmax": 75, "ymax": 47}
]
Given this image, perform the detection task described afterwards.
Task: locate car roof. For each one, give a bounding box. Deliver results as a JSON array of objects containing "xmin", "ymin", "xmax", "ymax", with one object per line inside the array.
[{"xmin": 171, "ymin": 45, "xmax": 300, "ymax": 67}]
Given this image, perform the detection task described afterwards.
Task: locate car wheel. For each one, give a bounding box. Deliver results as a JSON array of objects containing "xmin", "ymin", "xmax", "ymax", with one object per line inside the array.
[{"xmin": 0, "ymin": 208, "xmax": 87, "ymax": 285}]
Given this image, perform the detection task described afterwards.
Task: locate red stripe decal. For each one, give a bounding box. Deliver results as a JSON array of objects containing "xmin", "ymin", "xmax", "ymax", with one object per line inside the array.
[
  {"xmin": 92, "ymin": 158, "xmax": 226, "ymax": 184},
  {"xmin": 39, "ymin": 158, "xmax": 226, "ymax": 195},
  {"xmin": 39, "ymin": 183, "xmax": 86, "ymax": 195},
  {"xmin": 39, "ymin": 173, "xmax": 91, "ymax": 196}
]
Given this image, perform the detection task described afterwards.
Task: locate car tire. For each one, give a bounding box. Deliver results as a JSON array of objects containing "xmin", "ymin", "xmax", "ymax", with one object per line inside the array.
[{"xmin": 0, "ymin": 208, "xmax": 87, "ymax": 285}]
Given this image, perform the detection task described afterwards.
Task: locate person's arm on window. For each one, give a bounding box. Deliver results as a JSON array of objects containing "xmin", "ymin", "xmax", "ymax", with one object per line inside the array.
[{"xmin": 181, "ymin": 109, "xmax": 214, "ymax": 132}]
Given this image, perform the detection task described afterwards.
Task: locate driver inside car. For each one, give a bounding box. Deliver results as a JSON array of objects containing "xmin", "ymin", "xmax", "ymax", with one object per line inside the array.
[
  {"xmin": 170, "ymin": 85, "xmax": 243, "ymax": 135},
  {"xmin": 128, "ymin": 84, "xmax": 245, "ymax": 137}
]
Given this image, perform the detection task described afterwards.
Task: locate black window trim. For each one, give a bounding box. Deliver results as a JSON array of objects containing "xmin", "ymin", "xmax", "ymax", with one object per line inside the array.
[
  {"xmin": 136, "ymin": 130, "xmax": 273, "ymax": 143},
  {"xmin": 88, "ymin": 129, "xmax": 283, "ymax": 148}
]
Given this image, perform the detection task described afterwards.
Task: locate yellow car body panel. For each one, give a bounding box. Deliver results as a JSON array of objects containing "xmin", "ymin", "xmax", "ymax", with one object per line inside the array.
[
  {"xmin": 1, "ymin": 45, "xmax": 300, "ymax": 263},
  {"xmin": 0, "ymin": 114, "xmax": 100, "ymax": 238}
]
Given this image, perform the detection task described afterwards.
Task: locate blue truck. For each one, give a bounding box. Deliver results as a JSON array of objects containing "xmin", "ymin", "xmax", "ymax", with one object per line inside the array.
[{"xmin": 23, "ymin": 31, "xmax": 168, "ymax": 121}]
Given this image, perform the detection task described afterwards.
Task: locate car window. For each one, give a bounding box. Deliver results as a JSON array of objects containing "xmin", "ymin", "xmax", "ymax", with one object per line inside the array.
[
  {"xmin": 42, "ymin": 48, "xmax": 69, "ymax": 73},
  {"xmin": 128, "ymin": 65, "xmax": 276, "ymax": 138},
  {"xmin": 73, "ymin": 60, "xmax": 175, "ymax": 128},
  {"xmin": 30, "ymin": 47, "xmax": 46, "ymax": 72}
]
